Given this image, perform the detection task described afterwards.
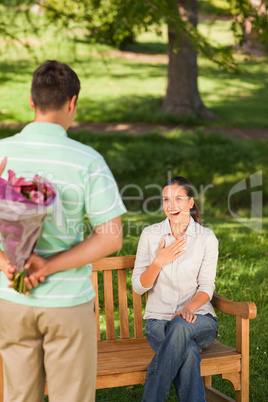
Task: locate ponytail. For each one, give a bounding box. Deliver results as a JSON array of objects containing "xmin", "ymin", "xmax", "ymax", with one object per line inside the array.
[{"xmin": 190, "ymin": 201, "xmax": 202, "ymax": 225}]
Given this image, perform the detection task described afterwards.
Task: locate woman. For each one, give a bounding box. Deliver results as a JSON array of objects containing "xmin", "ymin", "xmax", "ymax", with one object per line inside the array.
[{"xmin": 132, "ymin": 176, "xmax": 219, "ymax": 402}]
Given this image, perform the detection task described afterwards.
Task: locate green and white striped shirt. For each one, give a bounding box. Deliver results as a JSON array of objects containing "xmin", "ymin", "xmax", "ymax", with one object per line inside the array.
[{"xmin": 0, "ymin": 122, "xmax": 126, "ymax": 307}]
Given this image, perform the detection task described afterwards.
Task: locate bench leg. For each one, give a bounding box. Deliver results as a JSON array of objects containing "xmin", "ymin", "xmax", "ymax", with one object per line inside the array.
[
  {"xmin": 236, "ymin": 317, "xmax": 250, "ymax": 402},
  {"xmin": 203, "ymin": 375, "xmax": 212, "ymax": 387}
]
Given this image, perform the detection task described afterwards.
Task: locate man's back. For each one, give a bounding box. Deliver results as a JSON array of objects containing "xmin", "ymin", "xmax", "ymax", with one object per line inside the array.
[{"xmin": 0, "ymin": 122, "xmax": 125, "ymax": 307}]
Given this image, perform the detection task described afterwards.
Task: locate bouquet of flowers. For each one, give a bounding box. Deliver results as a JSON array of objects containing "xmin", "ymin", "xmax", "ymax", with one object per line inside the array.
[{"xmin": 0, "ymin": 157, "xmax": 56, "ymax": 294}]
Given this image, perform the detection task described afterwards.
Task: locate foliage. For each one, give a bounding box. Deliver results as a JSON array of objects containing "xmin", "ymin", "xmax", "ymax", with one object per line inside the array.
[
  {"xmin": 231, "ymin": 0, "xmax": 268, "ymax": 50},
  {"xmin": 0, "ymin": 1, "xmax": 267, "ymax": 70},
  {"xmin": 38, "ymin": 0, "xmax": 161, "ymax": 49}
]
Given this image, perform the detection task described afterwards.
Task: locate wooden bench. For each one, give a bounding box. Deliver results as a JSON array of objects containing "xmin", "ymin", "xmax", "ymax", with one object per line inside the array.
[{"xmin": 0, "ymin": 255, "xmax": 257, "ymax": 401}]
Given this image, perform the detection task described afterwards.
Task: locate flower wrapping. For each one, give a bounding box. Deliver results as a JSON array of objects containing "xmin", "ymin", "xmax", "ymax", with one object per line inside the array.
[{"xmin": 0, "ymin": 168, "xmax": 56, "ymax": 294}]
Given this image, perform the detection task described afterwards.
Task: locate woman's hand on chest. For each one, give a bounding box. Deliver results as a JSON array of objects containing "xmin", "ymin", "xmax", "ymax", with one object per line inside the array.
[{"xmin": 154, "ymin": 237, "xmax": 186, "ymax": 269}]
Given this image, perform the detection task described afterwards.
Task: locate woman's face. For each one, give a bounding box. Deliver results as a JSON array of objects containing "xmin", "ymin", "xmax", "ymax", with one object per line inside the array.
[{"xmin": 162, "ymin": 184, "xmax": 194, "ymax": 225}]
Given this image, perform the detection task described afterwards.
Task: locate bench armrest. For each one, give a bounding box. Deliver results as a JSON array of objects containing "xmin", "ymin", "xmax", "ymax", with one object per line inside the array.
[{"xmin": 211, "ymin": 293, "xmax": 257, "ymax": 319}]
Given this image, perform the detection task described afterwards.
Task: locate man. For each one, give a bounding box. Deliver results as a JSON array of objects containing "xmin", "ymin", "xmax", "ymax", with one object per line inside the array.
[{"xmin": 0, "ymin": 60, "xmax": 126, "ymax": 402}]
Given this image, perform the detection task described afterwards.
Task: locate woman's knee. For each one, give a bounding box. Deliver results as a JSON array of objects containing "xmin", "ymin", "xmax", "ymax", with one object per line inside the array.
[
  {"xmin": 145, "ymin": 319, "xmax": 167, "ymax": 352},
  {"xmin": 166, "ymin": 316, "xmax": 193, "ymax": 343}
]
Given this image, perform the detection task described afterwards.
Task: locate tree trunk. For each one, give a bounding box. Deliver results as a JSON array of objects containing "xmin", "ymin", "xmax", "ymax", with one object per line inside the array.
[{"xmin": 162, "ymin": 0, "xmax": 214, "ymax": 119}]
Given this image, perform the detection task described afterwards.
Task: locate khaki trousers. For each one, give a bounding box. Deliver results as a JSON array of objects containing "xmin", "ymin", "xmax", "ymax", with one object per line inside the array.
[{"xmin": 0, "ymin": 299, "xmax": 97, "ymax": 402}]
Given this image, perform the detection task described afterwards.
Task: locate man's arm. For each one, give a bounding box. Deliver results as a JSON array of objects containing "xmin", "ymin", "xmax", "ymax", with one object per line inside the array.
[{"xmin": 24, "ymin": 216, "xmax": 123, "ymax": 289}]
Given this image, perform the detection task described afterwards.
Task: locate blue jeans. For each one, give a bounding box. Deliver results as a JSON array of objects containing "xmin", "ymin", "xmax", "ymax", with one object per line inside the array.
[{"xmin": 143, "ymin": 314, "xmax": 219, "ymax": 402}]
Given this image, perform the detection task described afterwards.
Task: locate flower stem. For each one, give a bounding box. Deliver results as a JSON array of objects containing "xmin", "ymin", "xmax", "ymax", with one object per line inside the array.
[{"xmin": 13, "ymin": 271, "xmax": 28, "ymax": 294}]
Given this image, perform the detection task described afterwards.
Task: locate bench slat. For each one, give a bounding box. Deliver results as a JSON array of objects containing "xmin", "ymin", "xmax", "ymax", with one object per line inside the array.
[
  {"xmin": 104, "ymin": 270, "xmax": 115, "ymax": 340},
  {"xmin": 96, "ymin": 339, "xmax": 241, "ymax": 378},
  {"xmin": 91, "ymin": 271, "xmax": 101, "ymax": 341},
  {"xmin": 117, "ymin": 269, "xmax": 130, "ymax": 339},
  {"xmin": 93, "ymin": 255, "xmax": 136, "ymax": 271},
  {"xmin": 96, "ymin": 372, "xmax": 147, "ymax": 390},
  {"xmin": 132, "ymin": 288, "xmax": 144, "ymax": 338}
]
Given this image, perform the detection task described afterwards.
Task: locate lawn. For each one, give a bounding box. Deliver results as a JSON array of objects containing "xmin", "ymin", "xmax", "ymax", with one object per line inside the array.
[
  {"xmin": 1, "ymin": 127, "xmax": 267, "ymax": 401},
  {"xmin": 0, "ymin": 7, "xmax": 268, "ymax": 127},
  {"xmin": 0, "ymin": 3, "xmax": 267, "ymax": 400}
]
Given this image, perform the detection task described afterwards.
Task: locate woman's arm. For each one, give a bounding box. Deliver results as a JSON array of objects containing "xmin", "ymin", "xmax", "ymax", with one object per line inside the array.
[
  {"xmin": 140, "ymin": 237, "xmax": 186, "ymax": 288},
  {"xmin": 171, "ymin": 292, "xmax": 210, "ymax": 323},
  {"xmin": 132, "ymin": 231, "xmax": 186, "ymax": 294}
]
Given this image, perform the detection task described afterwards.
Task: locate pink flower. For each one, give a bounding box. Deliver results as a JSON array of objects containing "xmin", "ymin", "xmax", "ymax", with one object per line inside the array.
[
  {"xmin": 0, "ymin": 161, "xmax": 55, "ymax": 204},
  {"xmin": 7, "ymin": 170, "xmax": 32, "ymax": 193},
  {"xmin": 30, "ymin": 190, "xmax": 44, "ymax": 203}
]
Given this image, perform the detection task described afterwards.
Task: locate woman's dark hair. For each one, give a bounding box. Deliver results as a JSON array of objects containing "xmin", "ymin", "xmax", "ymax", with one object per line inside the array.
[
  {"xmin": 31, "ymin": 60, "xmax": 81, "ymax": 112},
  {"xmin": 162, "ymin": 176, "xmax": 202, "ymax": 225}
]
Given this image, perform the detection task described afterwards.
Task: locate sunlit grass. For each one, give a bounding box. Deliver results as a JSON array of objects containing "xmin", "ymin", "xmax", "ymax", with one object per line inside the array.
[
  {"xmin": 199, "ymin": 19, "xmax": 235, "ymax": 46},
  {"xmin": 1, "ymin": 8, "xmax": 268, "ymax": 126}
]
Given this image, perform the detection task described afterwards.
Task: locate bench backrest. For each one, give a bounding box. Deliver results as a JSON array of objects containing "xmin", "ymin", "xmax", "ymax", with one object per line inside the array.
[
  {"xmin": 91, "ymin": 255, "xmax": 146, "ymax": 341},
  {"xmin": 91, "ymin": 256, "xmax": 238, "ymax": 342}
]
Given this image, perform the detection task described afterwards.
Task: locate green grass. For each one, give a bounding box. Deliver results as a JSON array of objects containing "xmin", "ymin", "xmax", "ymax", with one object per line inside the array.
[
  {"xmin": 0, "ymin": 9, "xmax": 268, "ymax": 127},
  {"xmin": 1, "ymin": 127, "xmax": 267, "ymax": 218},
  {"xmin": 1, "ymin": 6, "xmax": 267, "ymax": 400},
  {"xmin": 1, "ymin": 128, "xmax": 267, "ymax": 400}
]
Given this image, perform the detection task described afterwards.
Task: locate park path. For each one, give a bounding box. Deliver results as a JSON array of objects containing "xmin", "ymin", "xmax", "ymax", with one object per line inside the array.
[
  {"xmin": 1, "ymin": 122, "xmax": 268, "ymax": 139},
  {"xmin": 69, "ymin": 122, "xmax": 268, "ymax": 139}
]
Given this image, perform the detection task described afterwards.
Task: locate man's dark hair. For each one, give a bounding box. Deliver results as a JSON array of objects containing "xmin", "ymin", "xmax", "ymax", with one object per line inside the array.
[{"xmin": 31, "ymin": 60, "xmax": 81, "ymax": 111}]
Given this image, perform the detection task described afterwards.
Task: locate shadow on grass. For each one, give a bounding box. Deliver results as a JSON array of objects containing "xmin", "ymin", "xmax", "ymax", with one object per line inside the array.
[
  {"xmin": 66, "ymin": 129, "xmax": 268, "ymax": 219},
  {"xmin": 124, "ymin": 41, "xmax": 167, "ymax": 55},
  {"xmin": 0, "ymin": 50, "xmax": 268, "ymax": 126},
  {"xmin": 75, "ymin": 95, "xmax": 200, "ymax": 125},
  {"xmin": 0, "ymin": 60, "xmax": 34, "ymax": 85},
  {"xmin": 76, "ymin": 57, "xmax": 268, "ymax": 126}
]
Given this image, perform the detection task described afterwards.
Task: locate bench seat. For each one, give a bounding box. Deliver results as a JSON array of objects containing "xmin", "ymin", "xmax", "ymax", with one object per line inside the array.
[
  {"xmin": 96, "ymin": 338, "xmax": 240, "ymax": 389},
  {"xmin": 0, "ymin": 255, "xmax": 257, "ymax": 402}
]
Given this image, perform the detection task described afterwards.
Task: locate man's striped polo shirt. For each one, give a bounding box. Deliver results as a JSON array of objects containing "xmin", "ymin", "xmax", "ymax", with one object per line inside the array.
[{"xmin": 0, "ymin": 122, "xmax": 126, "ymax": 307}]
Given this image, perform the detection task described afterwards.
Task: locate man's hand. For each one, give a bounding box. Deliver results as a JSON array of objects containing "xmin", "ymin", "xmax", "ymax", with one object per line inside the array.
[
  {"xmin": 0, "ymin": 250, "xmax": 15, "ymax": 282},
  {"xmin": 23, "ymin": 252, "xmax": 47, "ymax": 290},
  {"xmin": 23, "ymin": 216, "xmax": 123, "ymax": 291},
  {"xmin": 171, "ymin": 306, "xmax": 197, "ymax": 323},
  {"xmin": 1, "ymin": 260, "xmax": 15, "ymax": 282}
]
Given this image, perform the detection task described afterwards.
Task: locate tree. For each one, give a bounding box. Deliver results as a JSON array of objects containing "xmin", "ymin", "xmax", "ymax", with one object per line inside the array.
[
  {"xmin": 161, "ymin": 0, "xmax": 215, "ymax": 118},
  {"xmin": 144, "ymin": 0, "xmax": 267, "ymax": 118},
  {"xmin": 1, "ymin": 0, "xmax": 267, "ymax": 119},
  {"xmin": 37, "ymin": 0, "xmax": 236, "ymax": 119}
]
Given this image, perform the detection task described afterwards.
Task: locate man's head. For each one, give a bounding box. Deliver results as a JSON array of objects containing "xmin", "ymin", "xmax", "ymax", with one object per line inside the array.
[{"xmin": 31, "ymin": 60, "xmax": 80, "ymax": 112}]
